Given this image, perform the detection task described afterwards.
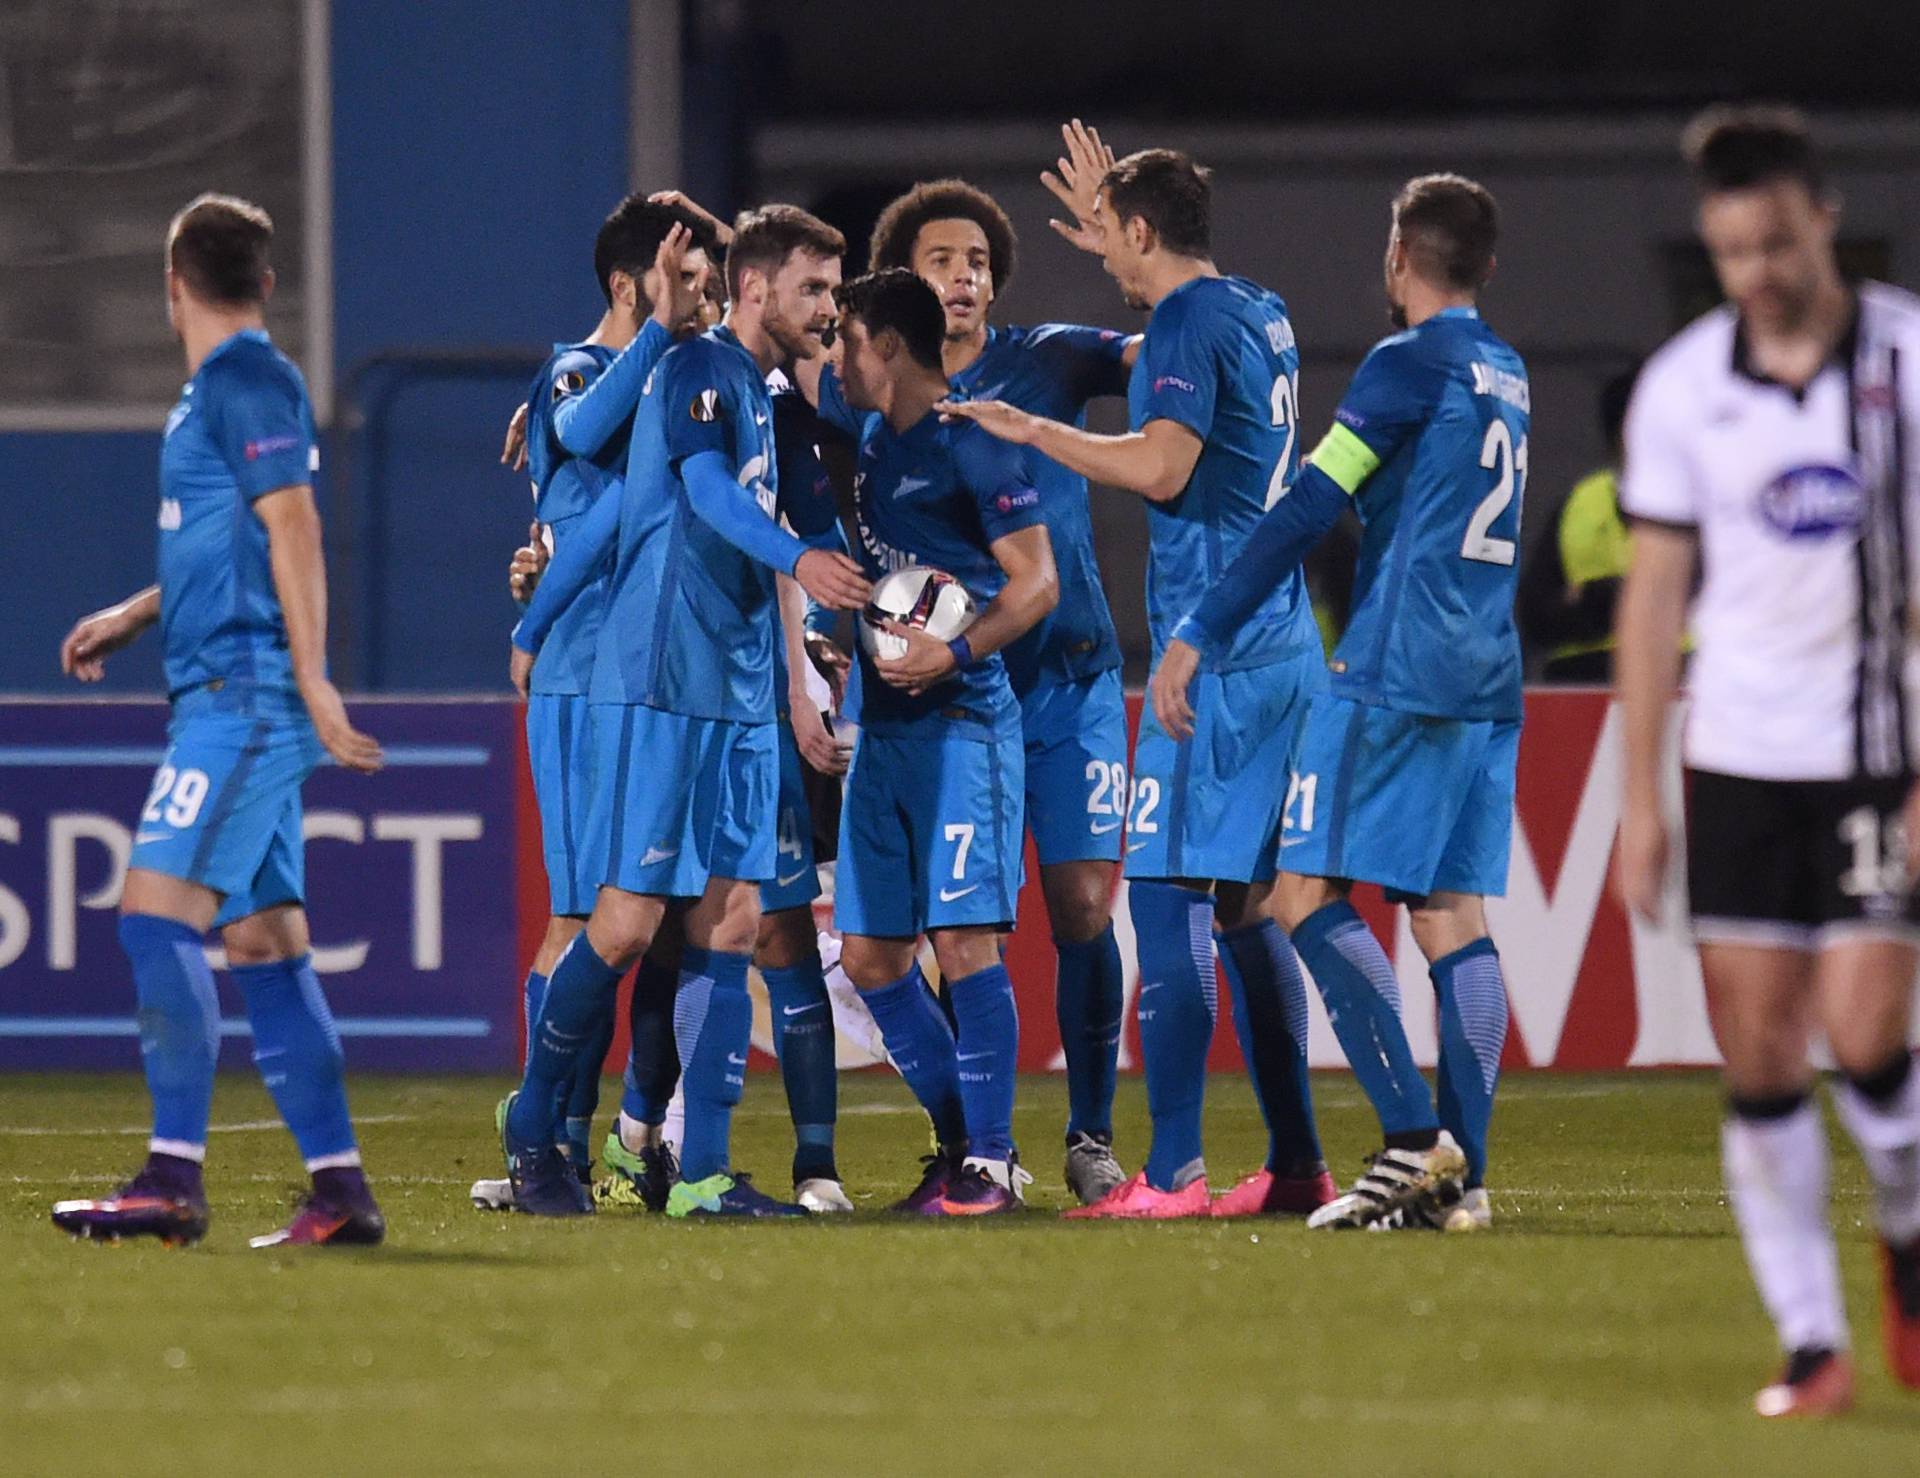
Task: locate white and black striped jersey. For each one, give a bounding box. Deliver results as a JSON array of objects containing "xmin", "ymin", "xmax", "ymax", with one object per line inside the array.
[{"xmin": 1622, "ymin": 281, "xmax": 1920, "ymax": 782}]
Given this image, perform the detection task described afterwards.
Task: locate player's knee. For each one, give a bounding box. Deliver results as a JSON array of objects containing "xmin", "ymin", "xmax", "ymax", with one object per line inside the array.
[
  {"xmin": 842, "ymin": 935, "xmax": 914, "ymax": 991},
  {"xmin": 221, "ymin": 905, "xmax": 309, "ymax": 967},
  {"xmin": 755, "ymin": 907, "xmax": 816, "ymax": 970},
  {"xmin": 931, "ymin": 928, "xmax": 1001, "ymax": 981},
  {"xmin": 1270, "ymin": 873, "xmax": 1343, "ymax": 931},
  {"xmin": 1041, "ymin": 863, "xmax": 1114, "ymax": 944},
  {"xmin": 1407, "ymin": 901, "xmax": 1486, "ymax": 962},
  {"xmin": 686, "ymin": 879, "xmax": 762, "ymax": 958}
]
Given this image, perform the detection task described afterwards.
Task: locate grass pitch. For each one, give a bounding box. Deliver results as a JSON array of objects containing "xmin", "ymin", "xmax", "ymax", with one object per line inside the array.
[{"xmin": 4, "ymin": 1069, "xmax": 1919, "ymax": 1474}]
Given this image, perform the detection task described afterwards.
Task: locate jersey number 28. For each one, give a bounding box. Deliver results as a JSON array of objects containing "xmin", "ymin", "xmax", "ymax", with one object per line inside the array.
[{"xmin": 1461, "ymin": 420, "xmax": 1528, "ymax": 566}]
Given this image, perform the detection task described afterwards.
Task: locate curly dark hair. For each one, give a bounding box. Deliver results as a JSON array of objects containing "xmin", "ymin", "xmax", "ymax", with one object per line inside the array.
[{"xmin": 868, "ymin": 179, "xmax": 1017, "ymax": 298}]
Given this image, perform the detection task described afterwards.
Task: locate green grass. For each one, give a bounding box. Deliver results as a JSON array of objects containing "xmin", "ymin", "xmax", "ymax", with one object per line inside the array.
[{"xmin": 4, "ymin": 1070, "xmax": 1918, "ymax": 1474}]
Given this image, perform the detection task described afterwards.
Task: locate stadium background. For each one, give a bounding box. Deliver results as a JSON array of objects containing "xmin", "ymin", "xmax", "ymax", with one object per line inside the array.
[{"xmin": 3, "ymin": 0, "xmax": 1918, "ymax": 1073}]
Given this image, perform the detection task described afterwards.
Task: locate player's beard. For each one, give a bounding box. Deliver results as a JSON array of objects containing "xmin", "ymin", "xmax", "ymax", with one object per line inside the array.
[
  {"xmin": 764, "ymin": 300, "xmax": 829, "ymax": 366},
  {"xmin": 1387, "ymin": 298, "xmax": 1409, "ymax": 331}
]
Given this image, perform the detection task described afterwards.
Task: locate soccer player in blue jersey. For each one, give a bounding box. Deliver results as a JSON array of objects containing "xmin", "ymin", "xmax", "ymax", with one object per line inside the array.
[
  {"xmin": 466, "ymin": 199, "xmax": 721, "ymax": 1215},
  {"xmin": 816, "ymin": 268, "xmax": 1059, "ymax": 1215},
  {"xmin": 50, "ymin": 195, "xmax": 385, "ymax": 1249},
  {"xmin": 946, "ymin": 143, "xmax": 1333, "ymax": 1220},
  {"xmin": 502, "ymin": 205, "xmax": 871, "ymax": 1217},
  {"xmin": 1153, "ymin": 174, "xmax": 1525, "ymax": 1231},
  {"xmin": 864, "ymin": 177, "xmax": 1141, "ymax": 1204}
]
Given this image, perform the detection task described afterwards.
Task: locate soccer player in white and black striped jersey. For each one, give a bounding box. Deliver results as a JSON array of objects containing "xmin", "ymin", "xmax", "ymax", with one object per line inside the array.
[{"xmin": 1616, "ymin": 105, "xmax": 1920, "ymax": 1419}]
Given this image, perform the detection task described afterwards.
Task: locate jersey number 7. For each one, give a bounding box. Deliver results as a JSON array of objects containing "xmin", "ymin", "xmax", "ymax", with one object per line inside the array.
[{"xmin": 1462, "ymin": 420, "xmax": 1528, "ymax": 566}]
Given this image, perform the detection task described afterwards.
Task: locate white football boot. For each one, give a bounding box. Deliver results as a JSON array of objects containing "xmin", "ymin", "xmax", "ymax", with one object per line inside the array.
[{"xmin": 1308, "ymin": 1131, "xmax": 1469, "ymax": 1230}]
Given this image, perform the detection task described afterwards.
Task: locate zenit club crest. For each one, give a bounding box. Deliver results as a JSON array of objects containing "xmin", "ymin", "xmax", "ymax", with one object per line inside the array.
[{"xmin": 690, "ymin": 388, "xmax": 721, "ymax": 423}]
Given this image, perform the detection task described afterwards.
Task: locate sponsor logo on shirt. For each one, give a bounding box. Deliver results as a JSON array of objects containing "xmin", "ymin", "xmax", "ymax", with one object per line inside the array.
[
  {"xmin": 1756, "ymin": 463, "xmax": 1865, "ymax": 539},
  {"xmin": 244, "ymin": 433, "xmax": 301, "ymax": 461},
  {"xmin": 1152, "ymin": 375, "xmax": 1196, "ymax": 396},
  {"xmin": 995, "ymin": 487, "xmax": 1039, "ymax": 514}
]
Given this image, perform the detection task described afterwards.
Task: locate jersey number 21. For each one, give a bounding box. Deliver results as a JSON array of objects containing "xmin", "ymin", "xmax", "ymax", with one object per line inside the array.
[{"xmin": 1462, "ymin": 419, "xmax": 1527, "ymax": 565}]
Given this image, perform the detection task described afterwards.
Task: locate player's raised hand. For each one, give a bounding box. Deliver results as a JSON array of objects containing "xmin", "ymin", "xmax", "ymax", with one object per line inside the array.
[
  {"xmin": 876, "ymin": 622, "xmax": 959, "ymax": 696},
  {"xmin": 1613, "ymin": 799, "xmax": 1670, "ymax": 924},
  {"xmin": 804, "ymin": 631, "xmax": 852, "ymax": 709},
  {"xmin": 501, "ymin": 400, "xmax": 530, "ymax": 472},
  {"xmin": 1149, "ymin": 638, "xmax": 1201, "ymax": 741},
  {"xmin": 794, "ymin": 548, "xmax": 872, "ymax": 612},
  {"xmin": 1042, "ymin": 118, "xmax": 1116, "ymax": 255},
  {"xmin": 59, "ymin": 600, "xmax": 147, "ymax": 682},
  {"xmin": 302, "ymin": 679, "xmax": 383, "ymax": 774},
  {"xmin": 508, "ymin": 645, "xmax": 534, "ymax": 700},
  {"xmin": 937, "ymin": 398, "xmax": 1041, "ymax": 445},
  {"xmin": 508, "ymin": 521, "xmax": 549, "ymax": 605},
  {"xmin": 790, "ymin": 697, "xmax": 851, "ymax": 777},
  {"xmin": 647, "ymin": 190, "xmax": 733, "ymax": 246},
  {"xmin": 645, "ymin": 223, "xmax": 709, "ymax": 333}
]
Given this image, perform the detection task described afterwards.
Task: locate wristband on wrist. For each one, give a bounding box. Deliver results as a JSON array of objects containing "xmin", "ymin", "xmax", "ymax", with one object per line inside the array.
[{"xmin": 947, "ymin": 635, "xmax": 975, "ymax": 669}]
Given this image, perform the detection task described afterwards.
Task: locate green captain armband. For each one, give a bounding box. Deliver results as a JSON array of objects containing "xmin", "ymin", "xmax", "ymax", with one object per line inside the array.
[{"xmin": 1308, "ymin": 423, "xmax": 1380, "ymax": 496}]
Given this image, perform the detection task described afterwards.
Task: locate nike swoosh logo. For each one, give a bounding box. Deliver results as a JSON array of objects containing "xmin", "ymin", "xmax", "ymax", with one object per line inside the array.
[
  {"xmin": 133, "ymin": 831, "xmax": 171, "ymax": 844},
  {"xmin": 641, "ymin": 846, "xmax": 679, "ymax": 865},
  {"xmin": 973, "ymin": 381, "xmax": 1008, "ymax": 401},
  {"xmin": 956, "ymin": 1050, "xmax": 994, "ymax": 1062},
  {"xmin": 1127, "ymin": 840, "xmax": 1150, "ymax": 854},
  {"xmin": 782, "ymin": 1003, "xmax": 824, "ymax": 1017},
  {"xmin": 893, "ymin": 475, "xmax": 932, "ymax": 499},
  {"xmin": 727, "ymin": 1053, "xmax": 748, "ymax": 1066},
  {"xmin": 775, "ymin": 868, "xmax": 810, "ymax": 887},
  {"xmin": 938, "ymin": 884, "xmax": 979, "ymax": 903},
  {"xmin": 754, "ymin": 412, "xmax": 768, "ymax": 425},
  {"xmin": 1138, "ymin": 982, "xmax": 1163, "ymax": 994},
  {"xmin": 1280, "ymin": 834, "xmax": 1310, "ymax": 847},
  {"xmin": 1089, "ymin": 819, "xmax": 1120, "ymax": 835}
]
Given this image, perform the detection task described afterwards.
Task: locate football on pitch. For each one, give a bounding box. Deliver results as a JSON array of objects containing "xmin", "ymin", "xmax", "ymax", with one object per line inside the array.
[{"xmin": 857, "ymin": 565, "xmax": 977, "ymax": 662}]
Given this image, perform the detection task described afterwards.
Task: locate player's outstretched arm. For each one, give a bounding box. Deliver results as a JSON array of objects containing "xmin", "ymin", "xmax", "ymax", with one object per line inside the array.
[
  {"xmin": 60, "ymin": 585, "xmax": 160, "ymax": 682},
  {"xmin": 1612, "ymin": 522, "xmax": 1694, "ymax": 923},
  {"xmin": 500, "ymin": 401, "xmax": 531, "ymax": 472},
  {"xmin": 937, "ymin": 399, "xmax": 1200, "ymax": 502},
  {"xmin": 680, "ymin": 449, "xmax": 870, "ymax": 609},
  {"xmin": 877, "ymin": 525, "xmax": 1059, "ymax": 697},
  {"xmin": 256, "ymin": 486, "xmax": 382, "ymax": 774}
]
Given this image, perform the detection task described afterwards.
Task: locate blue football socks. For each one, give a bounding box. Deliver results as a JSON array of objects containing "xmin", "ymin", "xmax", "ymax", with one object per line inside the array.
[
  {"xmin": 947, "ymin": 964, "xmax": 1019, "ymax": 1163},
  {"xmin": 119, "ymin": 913, "xmax": 220, "ymax": 1160},
  {"xmin": 1290, "ymin": 901, "xmax": 1437, "ymax": 1142},
  {"xmin": 562, "ymin": 1004, "xmax": 616, "ymax": 1168},
  {"xmin": 1129, "ymin": 881, "xmax": 1218, "ymax": 1191},
  {"xmin": 620, "ymin": 951, "xmax": 682, "ymax": 1125},
  {"xmin": 1432, "ymin": 938, "xmax": 1508, "ymax": 1188},
  {"xmin": 763, "ymin": 949, "xmax": 838, "ymax": 1182},
  {"xmin": 509, "ymin": 933, "xmax": 620, "ymax": 1147},
  {"xmin": 1055, "ymin": 926, "xmax": 1124, "ymax": 1141},
  {"xmin": 861, "ymin": 963, "xmax": 968, "ymax": 1149},
  {"xmin": 672, "ymin": 947, "xmax": 752, "ymax": 1184},
  {"xmin": 231, "ymin": 953, "xmax": 359, "ymax": 1167},
  {"xmin": 520, "ymin": 967, "xmax": 549, "ymax": 1066},
  {"xmin": 1218, "ymin": 919, "xmax": 1323, "ymax": 1174}
]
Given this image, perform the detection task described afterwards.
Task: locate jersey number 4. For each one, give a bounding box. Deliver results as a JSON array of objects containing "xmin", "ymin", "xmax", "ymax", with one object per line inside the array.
[{"xmin": 1462, "ymin": 420, "xmax": 1528, "ymax": 566}]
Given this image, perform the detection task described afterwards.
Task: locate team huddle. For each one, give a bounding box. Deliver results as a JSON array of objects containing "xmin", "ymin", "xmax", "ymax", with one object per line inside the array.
[
  {"xmin": 461, "ymin": 121, "xmax": 1527, "ymax": 1228},
  {"xmin": 52, "ymin": 97, "xmax": 1920, "ymax": 1423}
]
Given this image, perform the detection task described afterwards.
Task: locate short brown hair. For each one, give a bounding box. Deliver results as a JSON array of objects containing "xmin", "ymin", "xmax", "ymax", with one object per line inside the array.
[
  {"xmin": 1391, "ymin": 174, "xmax": 1498, "ymax": 291},
  {"xmin": 724, "ymin": 204, "xmax": 846, "ymax": 301},
  {"xmin": 167, "ymin": 192, "xmax": 274, "ymax": 305},
  {"xmin": 869, "ymin": 179, "xmax": 1017, "ymax": 297},
  {"xmin": 1100, "ymin": 149, "xmax": 1212, "ymax": 258},
  {"xmin": 1682, "ymin": 104, "xmax": 1822, "ymax": 195}
]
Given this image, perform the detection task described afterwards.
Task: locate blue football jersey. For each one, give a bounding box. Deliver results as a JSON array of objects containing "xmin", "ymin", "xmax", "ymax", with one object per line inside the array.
[
  {"xmin": 524, "ymin": 342, "xmax": 623, "ymax": 697},
  {"xmin": 590, "ymin": 325, "xmax": 785, "ymax": 721},
  {"xmin": 1127, "ymin": 276, "xmax": 1318, "ymax": 669},
  {"xmin": 945, "ymin": 324, "xmax": 1132, "ymax": 692},
  {"xmin": 831, "ymin": 405, "xmax": 1045, "ymax": 739},
  {"xmin": 155, "ymin": 328, "xmax": 317, "ymax": 698},
  {"xmin": 1320, "ymin": 307, "xmax": 1529, "ymax": 721}
]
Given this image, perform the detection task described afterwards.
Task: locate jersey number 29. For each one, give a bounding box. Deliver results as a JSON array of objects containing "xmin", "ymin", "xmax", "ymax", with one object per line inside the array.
[{"xmin": 1461, "ymin": 419, "xmax": 1527, "ymax": 565}]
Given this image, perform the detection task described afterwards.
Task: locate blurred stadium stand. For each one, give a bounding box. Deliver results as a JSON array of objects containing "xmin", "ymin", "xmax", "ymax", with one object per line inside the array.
[{"xmin": 3, "ymin": 0, "xmax": 1917, "ymax": 693}]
